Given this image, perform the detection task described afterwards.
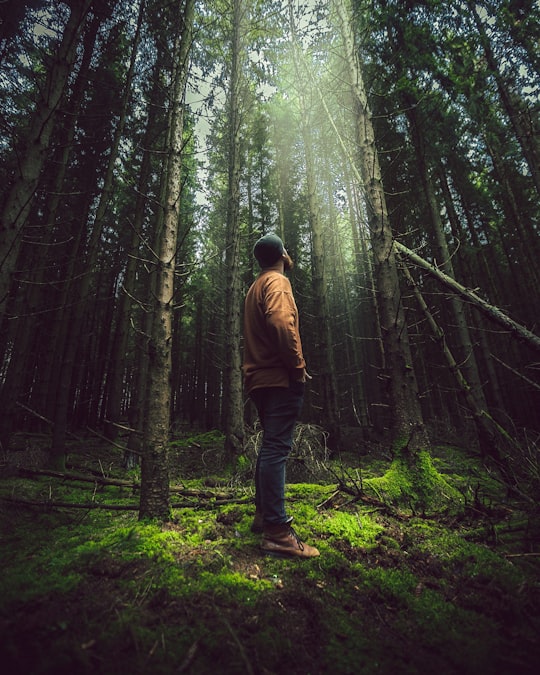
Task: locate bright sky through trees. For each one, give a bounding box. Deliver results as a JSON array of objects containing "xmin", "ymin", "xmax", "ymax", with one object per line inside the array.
[{"xmin": 186, "ymin": 0, "xmax": 330, "ymax": 206}]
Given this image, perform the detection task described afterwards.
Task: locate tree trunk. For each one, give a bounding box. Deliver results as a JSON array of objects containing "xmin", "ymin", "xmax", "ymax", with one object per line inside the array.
[
  {"xmin": 400, "ymin": 260, "xmax": 516, "ymax": 484},
  {"xmin": 288, "ymin": 0, "xmax": 341, "ymax": 444},
  {"xmin": 303, "ymin": 122, "xmax": 341, "ymax": 442},
  {"xmin": 139, "ymin": 0, "xmax": 195, "ymax": 521},
  {"xmin": 406, "ymin": 103, "xmax": 490, "ymax": 420},
  {"xmin": 0, "ymin": 0, "xmax": 93, "ymax": 312},
  {"xmin": 104, "ymin": 0, "xmax": 147, "ymax": 441},
  {"xmin": 222, "ymin": 0, "xmax": 245, "ymax": 459},
  {"xmin": 349, "ymin": 177, "xmax": 385, "ymax": 430},
  {"xmin": 484, "ymin": 137, "xmax": 540, "ymax": 293},
  {"xmin": 437, "ymin": 165, "xmax": 507, "ymax": 416},
  {"xmin": 120, "ymin": 54, "xmax": 167, "ymax": 468},
  {"xmin": 0, "ymin": 10, "xmax": 102, "ymax": 452},
  {"xmin": 334, "ymin": 0, "xmax": 429, "ymax": 455},
  {"xmin": 330, "ymin": 169, "xmax": 368, "ymax": 428}
]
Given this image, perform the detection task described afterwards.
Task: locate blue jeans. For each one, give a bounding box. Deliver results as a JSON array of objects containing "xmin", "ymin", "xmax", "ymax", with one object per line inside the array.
[{"xmin": 250, "ymin": 381, "xmax": 305, "ymax": 525}]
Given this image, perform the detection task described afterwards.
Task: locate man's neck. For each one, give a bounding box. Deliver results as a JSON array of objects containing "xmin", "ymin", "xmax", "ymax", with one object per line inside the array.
[{"xmin": 262, "ymin": 261, "xmax": 285, "ymax": 274}]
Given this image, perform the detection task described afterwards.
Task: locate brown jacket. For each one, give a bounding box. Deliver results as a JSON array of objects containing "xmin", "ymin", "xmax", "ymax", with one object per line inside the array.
[{"xmin": 243, "ymin": 266, "xmax": 306, "ymax": 394}]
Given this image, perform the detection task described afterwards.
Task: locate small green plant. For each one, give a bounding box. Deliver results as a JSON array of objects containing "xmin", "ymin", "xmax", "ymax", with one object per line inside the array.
[{"xmin": 235, "ymin": 453, "xmax": 251, "ymax": 473}]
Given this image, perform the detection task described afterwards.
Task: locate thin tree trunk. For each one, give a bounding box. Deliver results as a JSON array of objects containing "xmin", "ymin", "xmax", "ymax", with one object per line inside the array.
[
  {"xmin": 330, "ymin": 173, "xmax": 368, "ymax": 427},
  {"xmin": 469, "ymin": 1, "xmax": 540, "ymax": 196},
  {"xmin": 350, "ymin": 178, "xmax": 385, "ymax": 430},
  {"xmin": 288, "ymin": 0, "xmax": 341, "ymax": 443},
  {"xmin": 303, "ymin": 124, "xmax": 341, "ymax": 440},
  {"xmin": 104, "ymin": 0, "xmax": 147, "ymax": 441},
  {"xmin": 222, "ymin": 0, "xmax": 245, "ymax": 459},
  {"xmin": 484, "ymin": 137, "xmax": 540, "ymax": 292},
  {"xmin": 121, "ymin": 54, "xmax": 168, "ymax": 468},
  {"xmin": 437, "ymin": 165, "xmax": 507, "ymax": 416},
  {"xmin": 139, "ymin": 0, "xmax": 195, "ymax": 521},
  {"xmin": 407, "ymin": 105, "xmax": 489, "ymax": 414}
]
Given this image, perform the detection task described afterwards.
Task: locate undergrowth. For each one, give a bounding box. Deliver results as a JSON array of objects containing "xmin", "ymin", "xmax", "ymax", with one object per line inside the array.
[{"xmin": 0, "ymin": 433, "xmax": 538, "ymax": 674}]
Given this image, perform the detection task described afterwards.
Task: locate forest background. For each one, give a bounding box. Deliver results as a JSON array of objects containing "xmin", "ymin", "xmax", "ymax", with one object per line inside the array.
[
  {"xmin": 1, "ymin": 0, "xmax": 539, "ymax": 511},
  {"xmin": 1, "ymin": 1, "xmax": 540, "ymax": 673}
]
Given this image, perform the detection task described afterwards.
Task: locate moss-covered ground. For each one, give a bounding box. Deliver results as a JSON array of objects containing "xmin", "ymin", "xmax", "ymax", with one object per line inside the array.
[{"xmin": 0, "ymin": 432, "xmax": 539, "ymax": 674}]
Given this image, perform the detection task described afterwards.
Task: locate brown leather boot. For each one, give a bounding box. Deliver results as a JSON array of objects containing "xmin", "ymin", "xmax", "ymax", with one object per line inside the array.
[{"xmin": 261, "ymin": 523, "xmax": 320, "ymax": 558}]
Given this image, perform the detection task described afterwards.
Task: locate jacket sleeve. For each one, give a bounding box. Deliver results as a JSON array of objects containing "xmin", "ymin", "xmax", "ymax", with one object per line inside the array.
[{"xmin": 263, "ymin": 275, "xmax": 306, "ymax": 372}]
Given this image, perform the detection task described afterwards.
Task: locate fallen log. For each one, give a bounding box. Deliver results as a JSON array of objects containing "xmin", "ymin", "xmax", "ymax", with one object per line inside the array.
[
  {"xmin": 15, "ymin": 467, "xmax": 234, "ymax": 499},
  {"xmin": 1, "ymin": 495, "xmax": 250, "ymax": 511}
]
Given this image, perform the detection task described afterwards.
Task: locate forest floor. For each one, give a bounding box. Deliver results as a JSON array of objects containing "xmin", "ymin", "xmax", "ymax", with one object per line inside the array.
[{"xmin": 0, "ymin": 427, "xmax": 539, "ymax": 674}]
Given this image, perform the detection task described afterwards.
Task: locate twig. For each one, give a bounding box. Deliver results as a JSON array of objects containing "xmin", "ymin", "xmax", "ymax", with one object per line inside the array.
[
  {"xmin": 317, "ymin": 490, "xmax": 340, "ymax": 509},
  {"xmin": 220, "ymin": 615, "xmax": 255, "ymax": 675},
  {"xmin": 102, "ymin": 419, "xmax": 141, "ymax": 435},
  {"xmin": 86, "ymin": 426, "xmax": 141, "ymax": 455},
  {"xmin": 490, "ymin": 354, "xmax": 540, "ymax": 392},
  {"xmin": 15, "ymin": 403, "xmax": 81, "ymax": 439},
  {"xmin": 18, "ymin": 467, "xmax": 139, "ymax": 487},
  {"xmin": 178, "ymin": 640, "xmax": 199, "ymax": 673}
]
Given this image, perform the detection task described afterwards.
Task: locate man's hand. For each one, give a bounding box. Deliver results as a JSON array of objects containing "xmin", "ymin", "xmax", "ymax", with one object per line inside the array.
[{"xmin": 301, "ymin": 369, "xmax": 312, "ymax": 383}]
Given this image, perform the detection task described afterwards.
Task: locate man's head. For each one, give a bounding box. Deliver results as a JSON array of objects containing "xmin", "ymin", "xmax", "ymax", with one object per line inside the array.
[
  {"xmin": 253, "ymin": 233, "xmax": 284, "ymax": 268},
  {"xmin": 253, "ymin": 233, "xmax": 295, "ymax": 271}
]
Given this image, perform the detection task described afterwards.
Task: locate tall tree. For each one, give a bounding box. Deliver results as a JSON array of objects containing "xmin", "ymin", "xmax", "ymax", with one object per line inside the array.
[
  {"xmin": 103, "ymin": 0, "xmax": 147, "ymax": 442},
  {"xmin": 222, "ymin": 0, "xmax": 245, "ymax": 459},
  {"xmin": 388, "ymin": 48, "xmax": 493, "ymax": 456},
  {"xmin": 468, "ymin": 0, "xmax": 540, "ymax": 196},
  {"xmin": 139, "ymin": 0, "xmax": 195, "ymax": 520},
  {"xmin": 0, "ymin": 0, "xmax": 538, "ymax": 473},
  {"xmin": 0, "ymin": 8, "xmax": 102, "ymax": 451},
  {"xmin": 333, "ymin": 0, "xmax": 431, "ymax": 457},
  {"xmin": 287, "ymin": 0, "xmax": 341, "ymax": 443}
]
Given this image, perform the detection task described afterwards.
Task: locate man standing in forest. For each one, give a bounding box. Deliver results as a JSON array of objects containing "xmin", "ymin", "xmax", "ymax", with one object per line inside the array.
[{"xmin": 243, "ymin": 233, "xmax": 320, "ymax": 559}]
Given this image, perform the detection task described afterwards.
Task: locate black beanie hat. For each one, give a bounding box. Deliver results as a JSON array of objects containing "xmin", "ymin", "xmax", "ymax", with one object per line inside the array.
[{"xmin": 253, "ymin": 233, "xmax": 284, "ymax": 268}]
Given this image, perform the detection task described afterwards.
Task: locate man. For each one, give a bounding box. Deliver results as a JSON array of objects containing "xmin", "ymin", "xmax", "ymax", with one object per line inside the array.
[{"xmin": 243, "ymin": 233, "xmax": 320, "ymax": 559}]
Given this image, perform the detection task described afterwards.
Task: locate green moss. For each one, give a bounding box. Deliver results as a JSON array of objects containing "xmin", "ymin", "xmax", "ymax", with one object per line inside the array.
[
  {"xmin": 281, "ymin": 483, "xmax": 333, "ymax": 536},
  {"xmin": 0, "ymin": 518, "xmax": 89, "ymax": 607},
  {"xmin": 187, "ymin": 570, "xmax": 271, "ymax": 603},
  {"xmin": 75, "ymin": 521, "xmax": 181, "ymax": 564},
  {"xmin": 286, "ymin": 482, "xmax": 332, "ymax": 501},
  {"xmin": 366, "ymin": 450, "xmax": 464, "ymax": 514},
  {"xmin": 1, "ymin": 440, "xmax": 537, "ymax": 675},
  {"xmin": 357, "ymin": 563, "xmax": 501, "ymax": 670},
  {"xmin": 322, "ymin": 510, "xmax": 383, "ymax": 548},
  {"xmin": 407, "ymin": 519, "xmax": 524, "ymax": 591}
]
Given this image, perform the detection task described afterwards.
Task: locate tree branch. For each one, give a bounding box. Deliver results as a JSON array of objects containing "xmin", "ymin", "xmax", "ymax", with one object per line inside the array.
[{"xmin": 394, "ymin": 240, "xmax": 540, "ymax": 355}]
